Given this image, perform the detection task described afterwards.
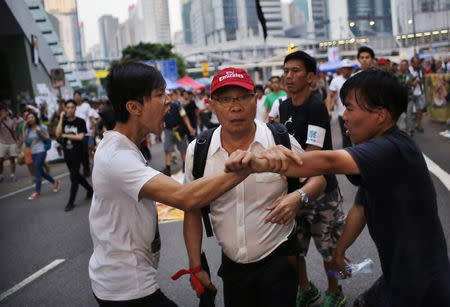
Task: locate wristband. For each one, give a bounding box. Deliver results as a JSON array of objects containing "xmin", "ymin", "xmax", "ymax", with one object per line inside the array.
[{"xmin": 171, "ymin": 266, "xmax": 204, "ymax": 295}]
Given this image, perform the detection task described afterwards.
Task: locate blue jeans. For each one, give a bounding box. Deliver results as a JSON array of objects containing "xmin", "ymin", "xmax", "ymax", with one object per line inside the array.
[{"xmin": 32, "ymin": 151, "xmax": 55, "ymax": 193}]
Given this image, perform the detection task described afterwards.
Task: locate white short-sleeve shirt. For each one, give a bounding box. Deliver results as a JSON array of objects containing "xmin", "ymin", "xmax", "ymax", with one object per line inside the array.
[
  {"xmin": 75, "ymin": 102, "xmax": 91, "ymax": 122},
  {"xmin": 185, "ymin": 120, "xmax": 303, "ymax": 264},
  {"xmin": 86, "ymin": 108, "xmax": 99, "ymax": 136},
  {"xmin": 255, "ymin": 96, "xmax": 266, "ymax": 122},
  {"xmin": 268, "ymin": 96, "xmax": 286, "ymax": 119},
  {"xmin": 89, "ymin": 131, "xmax": 161, "ymax": 301},
  {"xmin": 329, "ymin": 75, "xmax": 347, "ymax": 117}
]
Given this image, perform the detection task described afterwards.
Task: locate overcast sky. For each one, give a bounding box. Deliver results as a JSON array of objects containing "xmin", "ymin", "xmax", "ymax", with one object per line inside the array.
[{"xmin": 77, "ymin": 0, "xmax": 291, "ymax": 51}]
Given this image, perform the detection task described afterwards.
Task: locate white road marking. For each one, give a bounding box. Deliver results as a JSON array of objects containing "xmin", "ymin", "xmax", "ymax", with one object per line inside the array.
[
  {"xmin": 0, "ymin": 172, "xmax": 69, "ymax": 200},
  {"xmin": 0, "ymin": 259, "xmax": 65, "ymax": 302},
  {"xmin": 423, "ymin": 153, "xmax": 450, "ymax": 191}
]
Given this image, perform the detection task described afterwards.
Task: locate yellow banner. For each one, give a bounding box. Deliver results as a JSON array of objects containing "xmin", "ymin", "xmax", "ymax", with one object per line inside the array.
[
  {"xmin": 425, "ymin": 73, "xmax": 450, "ymax": 122},
  {"xmin": 94, "ymin": 70, "xmax": 109, "ymax": 79}
]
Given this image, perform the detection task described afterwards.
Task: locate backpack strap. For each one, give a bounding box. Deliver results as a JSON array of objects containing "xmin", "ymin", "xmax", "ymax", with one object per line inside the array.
[
  {"xmin": 193, "ymin": 127, "xmax": 218, "ymax": 237},
  {"xmin": 266, "ymin": 122, "xmax": 300, "ymax": 193}
]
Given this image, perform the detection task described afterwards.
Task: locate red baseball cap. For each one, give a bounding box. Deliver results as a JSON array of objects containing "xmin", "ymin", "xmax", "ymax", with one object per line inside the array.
[
  {"xmin": 210, "ymin": 67, "xmax": 255, "ymax": 96},
  {"xmin": 377, "ymin": 58, "xmax": 389, "ymax": 64}
]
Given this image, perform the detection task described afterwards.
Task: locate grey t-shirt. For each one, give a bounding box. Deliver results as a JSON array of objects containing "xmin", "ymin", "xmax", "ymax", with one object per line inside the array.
[{"xmin": 27, "ymin": 125, "xmax": 49, "ymax": 154}]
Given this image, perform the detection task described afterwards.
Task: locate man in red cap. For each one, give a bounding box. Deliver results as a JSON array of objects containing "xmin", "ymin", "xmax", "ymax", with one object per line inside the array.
[
  {"xmin": 377, "ymin": 58, "xmax": 391, "ymax": 71},
  {"xmin": 183, "ymin": 67, "xmax": 326, "ymax": 306}
]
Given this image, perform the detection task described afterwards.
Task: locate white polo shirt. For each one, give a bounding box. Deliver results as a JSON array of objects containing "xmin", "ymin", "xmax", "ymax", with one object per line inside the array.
[
  {"xmin": 185, "ymin": 120, "xmax": 303, "ymax": 264},
  {"xmin": 89, "ymin": 131, "xmax": 161, "ymax": 301}
]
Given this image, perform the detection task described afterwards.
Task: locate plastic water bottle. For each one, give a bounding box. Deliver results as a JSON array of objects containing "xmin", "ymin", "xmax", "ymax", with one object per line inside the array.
[{"xmin": 327, "ymin": 258, "xmax": 374, "ymax": 280}]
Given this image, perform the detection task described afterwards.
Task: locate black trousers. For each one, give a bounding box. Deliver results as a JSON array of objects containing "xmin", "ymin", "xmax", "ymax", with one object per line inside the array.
[
  {"xmin": 64, "ymin": 150, "xmax": 93, "ymax": 205},
  {"xmin": 82, "ymin": 136, "xmax": 90, "ymax": 175},
  {"xmin": 218, "ymin": 238, "xmax": 299, "ymax": 307},
  {"xmin": 94, "ymin": 289, "xmax": 178, "ymax": 307},
  {"xmin": 338, "ymin": 116, "xmax": 352, "ymax": 148}
]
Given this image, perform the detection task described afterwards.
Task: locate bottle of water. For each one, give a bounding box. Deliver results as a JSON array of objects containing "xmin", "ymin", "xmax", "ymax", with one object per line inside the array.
[{"xmin": 327, "ymin": 258, "xmax": 374, "ymax": 280}]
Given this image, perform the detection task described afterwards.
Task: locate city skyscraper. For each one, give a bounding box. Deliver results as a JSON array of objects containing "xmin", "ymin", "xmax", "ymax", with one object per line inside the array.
[
  {"xmin": 182, "ymin": 0, "xmax": 193, "ymax": 44},
  {"xmin": 347, "ymin": 0, "xmax": 392, "ymax": 37},
  {"xmin": 98, "ymin": 15, "xmax": 119, "ymax": 58},
  {"xmin": 43, "ymin": 0, "xmax": 82, "ymax": 61},
  {"xmin": 185, "ymin": 0, "xmax": 284, "ymax": 46},
  {"xmin": 79, "ymin": 21, "xmax": 86, "ymax": 58},
  {"xmin": 132, "ymin": 0, "xmax": 171, "ymax": 44},
  {"xmin": 391, "ymin": 0, "xmax": 450, "ymax": 35},
  {"xmin": 259, "ymin": 0, "xmax": 284, "ymax": 37},
  {"xmin": 292, "ymin": 0, "xmax": 328, "ymax": 39},
  {"xmin": 327, "ymin": 0, "xmax": 352, "ymax": 40}
]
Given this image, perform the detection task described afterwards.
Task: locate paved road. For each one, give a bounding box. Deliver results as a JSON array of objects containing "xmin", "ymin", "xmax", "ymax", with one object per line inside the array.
[{"xmin": 0, "ymin": 114, "xmax": 449, "ymax": 307}]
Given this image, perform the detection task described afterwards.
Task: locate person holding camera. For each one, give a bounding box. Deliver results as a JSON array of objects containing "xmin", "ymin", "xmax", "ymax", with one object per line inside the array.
[{"xmin": 56, "ymin": 99, "xmax": 93, "ymax": 211}]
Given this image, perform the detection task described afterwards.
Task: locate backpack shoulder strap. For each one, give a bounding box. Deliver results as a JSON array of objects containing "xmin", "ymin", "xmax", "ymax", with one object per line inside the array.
[
  {"xmin": 266, "ymin": 122, "xmax": 300, "ymax": 193},
  {"xmin": 193, "ymin": 127, "xmax": 218, "ymax": 237}
]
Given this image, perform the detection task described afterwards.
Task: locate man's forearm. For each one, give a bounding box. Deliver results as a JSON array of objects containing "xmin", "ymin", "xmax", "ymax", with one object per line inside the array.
[
  {"xmin": 63, "ymin": 133, "xmax": 84, "ymax": 141},
  {"xmin": 334, "ymin": 203, "xmax": 366, "ymax": 256},
  {"xmin": 183, "ymin": 115, "xmax": 194, "ymax": 132},
  {"xmin": 257, "ymin": 149, "xmax": 359, "ymax": 177},
  {"xmin": 300, "ymin": 175, "xmax": 326, "ymax": 203},
  {"xmin": 174, "ymin": 171, "xmax": 247, "ymax": 210},
  {"xmin": 183, "ymin": 209, "xmax": 203, "ymax": 268},
  {"xmin": 141, "ymin": 170, "xmax": 249, "ymax": 211},
  {"xmin": 55, "ymin": 119, "xmax": 63, "ymax": 137}
]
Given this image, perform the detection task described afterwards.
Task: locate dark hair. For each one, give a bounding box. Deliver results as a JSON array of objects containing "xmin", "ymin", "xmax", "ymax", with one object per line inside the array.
[
  {"xmin": 0, "ymin": 103, "xmax": 7, "ymax": 111},
  {"xmin": 64, "ymin": 99, "xmax": 76, "ymax": 107},
  {"xmin": 357, "ymin": 46, "xmax": 375, "ymax": 59},
  {"xmin": 105, "ymin": 61, "xmax": 166, "ymax": 123},
  {"xmin": 255, "ymin": 84, "xmax": 264, "ymax": 92},
  {"xmin": 26, "ymin": 111, "xmax": 40, "ymax": 125},
  {"xmin": 340, "ymin": 69, "xmax": 407, "ymax": 121},
  {"xmin": 269, "ymin": 76, "xmax": 281, "ymax": 82},
  {"xmin": 284, "ymin": 50, "xmax": 317, "ymax": 73},
  {"xmin": 73, "ymin": 91, "xmax": 82, "ymax": 97}
]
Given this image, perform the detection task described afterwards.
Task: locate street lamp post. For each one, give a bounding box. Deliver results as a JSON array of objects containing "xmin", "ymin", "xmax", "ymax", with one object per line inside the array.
[{"xmin": 410, "ymin": 0, "xmax": 417, "ymax": 53}]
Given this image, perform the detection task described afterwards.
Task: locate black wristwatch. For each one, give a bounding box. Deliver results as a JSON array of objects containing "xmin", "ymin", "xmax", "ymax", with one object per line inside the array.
[{"xmin": 296, "ymin": 189, "xmax": 309, "ymax": 207}]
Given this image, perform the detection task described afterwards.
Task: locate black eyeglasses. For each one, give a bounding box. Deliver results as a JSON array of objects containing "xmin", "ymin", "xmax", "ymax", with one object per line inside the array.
[{"xmin": 212, "ymin": 93, "xmax": 255, "ymax": 105}]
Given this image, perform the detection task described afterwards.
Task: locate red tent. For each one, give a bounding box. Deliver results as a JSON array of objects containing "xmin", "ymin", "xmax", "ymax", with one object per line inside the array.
[{"xmin": 177, "ymin": 75, "xmax": 206, "ymax": 90}]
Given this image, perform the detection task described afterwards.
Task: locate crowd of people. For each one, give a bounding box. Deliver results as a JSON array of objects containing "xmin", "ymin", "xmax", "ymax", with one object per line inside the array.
[
  {"xmin": 0, "ymin": 92, "xmax": 117, "ymax": 208},
  {"xmin": 1, "ymin": 46, "xmax": 449, "ymax": 307}
]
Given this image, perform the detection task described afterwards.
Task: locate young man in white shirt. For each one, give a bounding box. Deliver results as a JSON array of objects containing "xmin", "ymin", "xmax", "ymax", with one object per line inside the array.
[
  {"xmin": 183, "ymin": 67, "xmax": 326, "ymax": 307},
  {"xmin": 89, "ymin": 62, "xmax": 252, "ymax": 307},
  {"xmin": 326, "ymin": 59, "xmax": 354, "ymax": 148}
]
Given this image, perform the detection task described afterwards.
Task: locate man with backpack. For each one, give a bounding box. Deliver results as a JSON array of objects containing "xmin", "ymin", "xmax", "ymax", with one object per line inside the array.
[{"xmin": 183, "ymin": 67, "xmax": 326, "ymax": 307}]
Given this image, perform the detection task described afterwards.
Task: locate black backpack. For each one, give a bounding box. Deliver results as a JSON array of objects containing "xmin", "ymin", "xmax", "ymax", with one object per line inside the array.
[{"xmin": 192, "ymin": 122, "xmax": 300, "ymax": 237}]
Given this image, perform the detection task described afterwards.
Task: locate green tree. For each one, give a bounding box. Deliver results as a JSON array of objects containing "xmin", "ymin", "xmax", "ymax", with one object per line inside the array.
[
  {"xmin": 119, "ymin": 42, "xmax": 187, "ymax": 77},
  {"xmin": 81, "ymin": 80, "xmax": 98, "ymax": 94}
]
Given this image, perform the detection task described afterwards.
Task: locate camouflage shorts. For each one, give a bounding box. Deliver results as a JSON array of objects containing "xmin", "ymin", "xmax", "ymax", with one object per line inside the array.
[{"xmin": 296, "ymin": 187, "xmax": 345, "ymax": 262}]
